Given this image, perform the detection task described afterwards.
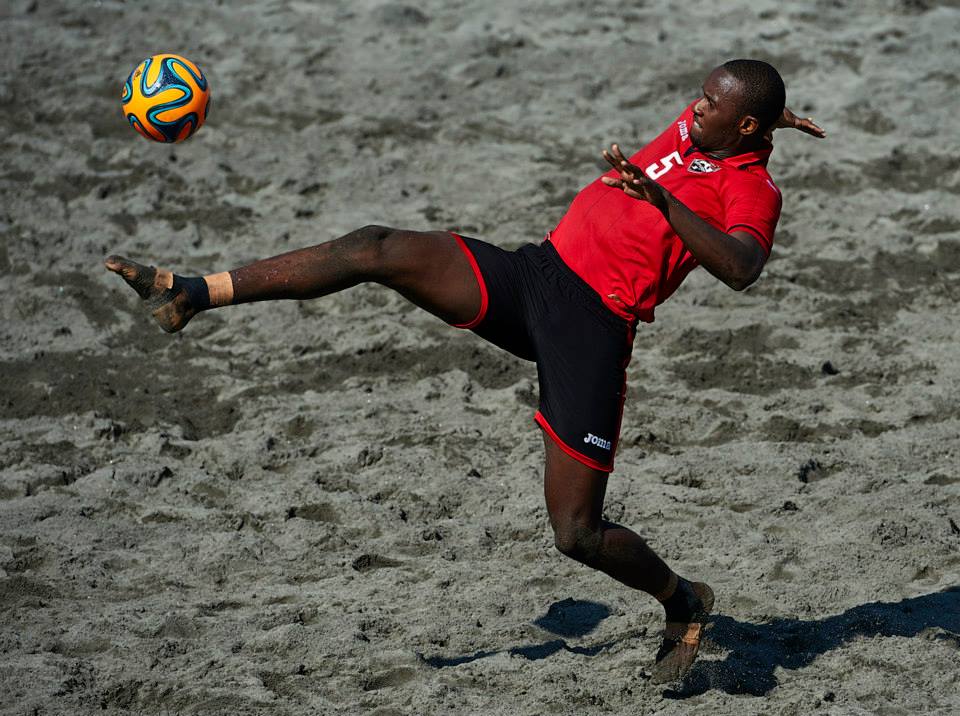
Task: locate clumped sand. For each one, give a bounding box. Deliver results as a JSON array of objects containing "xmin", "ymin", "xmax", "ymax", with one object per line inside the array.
[{"xmin": 1, "ymin": 1, "xmax": 959, "ymax": 714}]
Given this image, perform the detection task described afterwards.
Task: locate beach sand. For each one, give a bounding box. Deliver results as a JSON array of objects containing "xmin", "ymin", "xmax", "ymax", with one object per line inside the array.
[{"xmin": 1, "ymin": 0, "xmax": 959, "ymax": 713}]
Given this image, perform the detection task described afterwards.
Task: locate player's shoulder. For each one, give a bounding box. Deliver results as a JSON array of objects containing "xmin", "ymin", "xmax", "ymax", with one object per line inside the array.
[
  {"xmin": 724, "ymin": 161, "xmax": 781, "ymax": 201},
  {"xmin": 753, "ymin": 168, "xmax": 782, "ymax": 202}
]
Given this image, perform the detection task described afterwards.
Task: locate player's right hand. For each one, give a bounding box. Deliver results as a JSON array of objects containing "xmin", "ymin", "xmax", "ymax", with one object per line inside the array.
[
  {"xmin": 601, "ymin": 143, "xmax": 644, "ymax": 180},
  {"xmin": 600, "ymin": 143, "xmax": 670, "ymax": 216}
]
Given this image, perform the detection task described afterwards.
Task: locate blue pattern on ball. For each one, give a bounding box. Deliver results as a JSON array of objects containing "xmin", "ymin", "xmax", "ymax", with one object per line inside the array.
[{"xmin": 124, "ymin": 56, "xmax": 209, "ymax": 143}]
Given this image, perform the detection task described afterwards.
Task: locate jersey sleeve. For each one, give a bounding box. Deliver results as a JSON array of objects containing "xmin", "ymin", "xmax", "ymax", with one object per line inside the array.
[{"xmin": 722, "ymin": 175, "xmax": 782, "ymax": 255}]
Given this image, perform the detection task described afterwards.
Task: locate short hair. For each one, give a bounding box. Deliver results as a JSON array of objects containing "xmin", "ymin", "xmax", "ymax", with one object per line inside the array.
[{"xmin": 720, "ymin": 59, "xmax": 786, "ymax": 134}]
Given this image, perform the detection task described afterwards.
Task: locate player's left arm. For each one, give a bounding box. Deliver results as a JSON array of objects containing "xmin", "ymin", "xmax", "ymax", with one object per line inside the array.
[
  {"xmin": 601, "ymin": 144, "xmax": 768, "ymax": 291},
  {"xmin": 765, "ymin": 107, "xmax": 826, "ymax": 141}
]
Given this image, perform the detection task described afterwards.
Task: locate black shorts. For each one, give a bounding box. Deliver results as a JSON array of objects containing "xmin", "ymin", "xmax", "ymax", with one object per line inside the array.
[{"xmin": 450, "ymin": 234, "xmax": 635, "ymax": 472}]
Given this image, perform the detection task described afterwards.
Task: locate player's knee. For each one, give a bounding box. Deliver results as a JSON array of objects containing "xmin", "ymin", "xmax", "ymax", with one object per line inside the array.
[
  {"xmin": 354, "ymin": 224, "xmax": 394, "ymax": 242},
  {"xmin": 349, "ymin": 224, "xmax": 405, "ymax": 278},
  {"xmin": 351, "ymin": 224, "xmax": 392, "ymax": 261},
  {"xmin": 552, "ymin": 520, "xmax": 602, "ymax": 565}
]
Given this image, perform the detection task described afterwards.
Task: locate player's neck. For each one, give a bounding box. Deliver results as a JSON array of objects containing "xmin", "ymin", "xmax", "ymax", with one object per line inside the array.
[{"xmin": 704, "ymin": 135, "xmax": 768, "ymax": 161}]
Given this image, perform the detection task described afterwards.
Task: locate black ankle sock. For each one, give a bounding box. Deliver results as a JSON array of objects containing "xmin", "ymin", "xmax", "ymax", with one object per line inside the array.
[
  {"xmin": 173, "ymin": 275, "xmax": 210, "ymax": 311},
  {"xmin": 662, "ymin": 577, "xmax": 700, "ymax": 622}
]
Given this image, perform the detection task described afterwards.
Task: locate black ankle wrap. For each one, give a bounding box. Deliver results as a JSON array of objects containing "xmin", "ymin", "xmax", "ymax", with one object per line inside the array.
[
  {"xmin": 173, "ymin": 275, "xmax": 210, "ymax": 311},
  {"xmin": 662, "ymin": 578, "xmax": 701, "ymax": 622}
]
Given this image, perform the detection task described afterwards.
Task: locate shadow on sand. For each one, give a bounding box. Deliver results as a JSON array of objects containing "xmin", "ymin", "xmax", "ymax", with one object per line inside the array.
[
  {"xmin": 421, "ymin": 598, "xmax": 619, "ymax": 667},
  {"xmin": 422, "ymin": 588, "xmax": 960, "ymax": 698},
  {"xmin": 668, "ymin": 586, "xmax": 960, "ymax": 698}
]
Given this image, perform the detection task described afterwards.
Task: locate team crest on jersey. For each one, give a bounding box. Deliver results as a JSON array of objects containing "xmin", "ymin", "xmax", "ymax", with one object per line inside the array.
[{"xmin": 688, "ymin": 158, "xmax": 720, "ymax": 173}]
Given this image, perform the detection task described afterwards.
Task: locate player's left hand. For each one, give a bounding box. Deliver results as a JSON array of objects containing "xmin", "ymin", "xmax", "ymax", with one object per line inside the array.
[
  {"xmin": 765, "ymin": 107, "xmax": 826, "ymax": 142},
  {"xmin": 601, "ymin": 143, "xmax": 669, "ymax": 215}
]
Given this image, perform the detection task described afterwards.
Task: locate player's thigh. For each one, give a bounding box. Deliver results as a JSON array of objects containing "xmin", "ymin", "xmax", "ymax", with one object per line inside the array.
[
  {"xmin": 543, "ymin": 434, "xmax": 608, "ymax": 532},
  {"xmin": 376, "ymin": 229, "xmax": 481, "ymax": 326},
  {"xmin": 533, "ymin": 299, "xmax": 632, "ymax": 472}
]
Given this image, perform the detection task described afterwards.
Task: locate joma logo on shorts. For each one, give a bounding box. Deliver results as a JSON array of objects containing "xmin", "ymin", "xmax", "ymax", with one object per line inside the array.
[{"xmin": 584, "ymin": 433, "xmax": 611, "ymax": 450}]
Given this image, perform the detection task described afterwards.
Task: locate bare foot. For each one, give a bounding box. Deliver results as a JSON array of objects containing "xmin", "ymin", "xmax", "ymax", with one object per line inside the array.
[
  {"xmin": 650, "ymin": 582, "xmax": 715, "ymax": 684},
  {"xmin": 105, "ymin": 255, "xmax": 197, "ymax": 333}
]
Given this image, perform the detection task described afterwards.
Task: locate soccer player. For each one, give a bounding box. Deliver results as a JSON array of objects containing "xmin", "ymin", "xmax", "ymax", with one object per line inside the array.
[{"xmin": 106, "ymin": 59, "xmax": 824, "ymax": 683}]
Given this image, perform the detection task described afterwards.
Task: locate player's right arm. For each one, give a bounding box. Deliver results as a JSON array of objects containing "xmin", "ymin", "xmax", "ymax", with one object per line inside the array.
[{"xmin": 601, "ymin": 145, "xmax": 768, "ymax": 291}]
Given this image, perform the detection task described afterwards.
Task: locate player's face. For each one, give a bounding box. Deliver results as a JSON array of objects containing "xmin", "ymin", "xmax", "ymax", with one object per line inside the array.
[{"xmin": 691, "ymin": 69, "xmax": 747, "ymax": 153}]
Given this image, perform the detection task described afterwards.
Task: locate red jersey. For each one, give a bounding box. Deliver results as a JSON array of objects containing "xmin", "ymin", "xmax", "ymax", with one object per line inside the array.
[{"xmin": 549, "ymin": 102, "xmax": 782, "ymax": 323}]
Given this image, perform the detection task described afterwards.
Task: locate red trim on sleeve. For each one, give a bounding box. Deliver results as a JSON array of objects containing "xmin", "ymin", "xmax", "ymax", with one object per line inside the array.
[
  {"xmin": 535, "ymin": 411, "xmax": 614, "ymax": 473},
  {"xmin": 449, "ymin": 232, "xmax": 489, "ymax": 329}
]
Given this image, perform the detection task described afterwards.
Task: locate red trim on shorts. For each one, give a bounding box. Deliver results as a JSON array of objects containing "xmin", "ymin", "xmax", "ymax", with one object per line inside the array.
[
  {"xmin": 534, "ymin": 411, "xmax": 614, "ymax": 473},
  {"xmin": 449, "ymin": 232, "xmax": 489, "ymax": 329}
]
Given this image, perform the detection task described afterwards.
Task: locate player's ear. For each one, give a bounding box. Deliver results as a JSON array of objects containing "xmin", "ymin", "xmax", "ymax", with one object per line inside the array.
[{"xmin": 738, "ymin": 114, "xmax": 760, "ymax": 137}]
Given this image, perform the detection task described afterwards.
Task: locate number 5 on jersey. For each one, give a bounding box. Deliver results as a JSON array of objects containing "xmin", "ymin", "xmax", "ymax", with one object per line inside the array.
[{"xmin": 645, "ymin": 151, "xmax": 683, "ymax": 180}]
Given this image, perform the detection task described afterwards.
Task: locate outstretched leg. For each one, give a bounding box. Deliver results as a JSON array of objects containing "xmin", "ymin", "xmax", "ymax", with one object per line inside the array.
[
  {"xmin": 106, "ymin": 225, "xmax": 481, "ymax": 332},
  {"xmin": 542, "ymin": 434, "xmax": 714, "ymax": 683}
]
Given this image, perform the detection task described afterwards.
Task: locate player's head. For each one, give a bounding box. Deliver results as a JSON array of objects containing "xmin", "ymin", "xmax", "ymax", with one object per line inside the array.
[{"xmin": 691, "ymin": 60, "xmax": 785, "ymax": 152}]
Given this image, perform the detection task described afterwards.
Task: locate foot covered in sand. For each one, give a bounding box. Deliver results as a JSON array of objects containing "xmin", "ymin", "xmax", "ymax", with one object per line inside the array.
[
  {"xmin": 650, "ymin": 581, "xmax": 715, "ymax": 684},
  {"xmin": 105, "ymin": 256, "xmax": 204, "ymax": 333}
]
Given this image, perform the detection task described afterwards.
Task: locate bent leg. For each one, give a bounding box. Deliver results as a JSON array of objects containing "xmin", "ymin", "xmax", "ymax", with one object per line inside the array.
[
  {"xmin": 542, "ymin": 432, "xmax": 675, "ymax": 595},
  {"xmin": 542, "ymin": 434, "xmax": 715, "ymax": 682},
  {"xmin": 106, "ymin": 225, "xmax": 482, "ymax": 331}
]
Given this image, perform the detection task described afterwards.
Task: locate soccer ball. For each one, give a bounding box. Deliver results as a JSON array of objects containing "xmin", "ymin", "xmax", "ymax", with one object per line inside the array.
[{"xmin": 121, "ymin": 54, "xmax": 210, "ymax": 143}]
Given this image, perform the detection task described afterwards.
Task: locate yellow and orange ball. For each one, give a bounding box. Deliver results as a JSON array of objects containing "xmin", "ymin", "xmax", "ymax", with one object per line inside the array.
[{"xmin": 122, "ymin": 54, "xmax": 210, "ymax": 143}]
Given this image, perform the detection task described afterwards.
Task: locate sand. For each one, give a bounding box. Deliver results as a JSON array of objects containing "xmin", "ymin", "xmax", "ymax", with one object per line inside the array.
[{"xmin": 1, "ymin": 0, "xmax": 959, "ymax": 714}]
